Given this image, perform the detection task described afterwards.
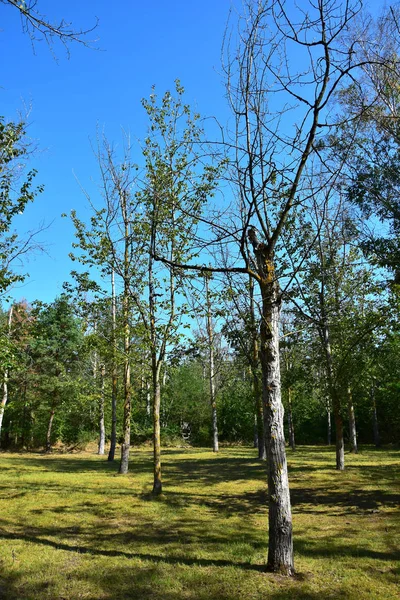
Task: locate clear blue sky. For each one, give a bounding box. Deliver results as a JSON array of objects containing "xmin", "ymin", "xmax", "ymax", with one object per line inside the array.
[
  {"xmin": 0, "ymin": 0, "xmax": 385, "ymax": 307},
  {"xmin": 0, "ymin": 0, "xmax": 231, "ymax": 306}
]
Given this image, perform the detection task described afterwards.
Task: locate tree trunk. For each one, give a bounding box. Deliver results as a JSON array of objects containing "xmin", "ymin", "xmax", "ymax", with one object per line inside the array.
[
  {"xmin": 253, "ymin": 413, "xmax": 259, "ymax": 448},
  {"xmin": 321, "ymin": 325, "xmax": 344, "ymax": 470},
  {"xmin": 0, "ymin": 305, "xmax": 14, "ymax": 444},
  {"xmin": 371, "ymin": 383, "xmax": 381, "ymax": 447},
  {"xmin": 205, "ymin": 276, "xmax": 219, "ymax": 453},
  {"xmin": 254, "ymin": 373, "xmax": 266, "ymax": 460},
  {"xmin": 249, "ymin": 276, "xmax": 266, "ymax": 460},
  {"xmin": 108, "ymin": 269, "xmax": 118, "ymax": 462},
  {"xmin": 258, "ymin": 261, "xmax": 293, "ymax": 575},
  {"xmin": 152, "ymin": 363, "xmax": 162, "ymax": 495},
  {"xmin": 287, "ymin": 387, "xmax": 296, "ymax": 451},
  {"xmin": 333, "ymin": 410, "xmax": 345, "ymax": 470},
  {"xmin": 119, "ymin": 350, "xmax": 131, "ymax": 474},
  {"xmin": 46, "ymin": 409, "xmax": 55, "ymax": 453},
  {"xmin": 119, "ymin": 194, "xmax": 132, "ymax": 475},
  {"xmin": 119, "ymin": 295, "xmax": 131, "ymax": 473},
  {"xmin": 327, "ymin": 403, "xmax": 332, "ymax": 446},
  {"xmin": 0, "ymin": 379, "xmax": 9, "ymax": 445},
  {"xmin": 98, "ymin": 364, "xmax": 106, "ymax": 455},
  {"xmin": 347, "ymin": 386, "xmax": 358, "ymax": 454}
]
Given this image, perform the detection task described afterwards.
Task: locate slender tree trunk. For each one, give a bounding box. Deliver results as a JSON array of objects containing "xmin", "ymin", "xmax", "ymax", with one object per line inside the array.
[
  {"xmin": 146, "ymin": 380, "xmax": 151, "ymax": 417},
  {"xmin": 254, "ymin": 373, "xmax": 266, "ymax": 460},
  {"xmin": 327, "ymin": 403, "xmax": 332, "ymax": 446},
  {"xmin": 108, "ymin": 270, "xmax": 118, "ymax": 462},
  {"xmin": 0, "ymin": 377, "xmax": 9, "ymax": 444},
  {"xmin": 46, "ymin": 409, "xmax": 55, "ymax": 453},
  {"xmin": 321, "ymin": 325, "xmax": 344, "ymax": 470},
  {"xmin": 258, "ymin": 259, "xmax": 293, "ymax": 575},
  {"xmin": 119, "ymin": 194, "xmax": 132, "ymax": 475},
  {"xmin": 152, "ymin": 361, "xmax": 162, "ymax": 495},
  {"xmin": 371, "ymin": 383, "xmax": 381, "ymax": 447},
  {"xmin": 98, "ymin": 364, "xmax": 106, "ymax": 455},
  {"xmin": 287, "ymin": 387, "xmax": 296, "ymax": 451},
  {"xmin": 205, "ymin": 276, "xmax": 219, "ymax": 453},
  {"xmin": 0, "ymin": 305, "xmax": 14, "ymax": 444},
  {"xmin": 119, "ymin": 313, "xmax": 131, "ymax": 474},
  {"xmin": 333, "ymin": 409, "xmax": 345, "ymax": 470},
  {"xmin": 250, "ymin": 276, "xmax": 266, "ymax": 460},
  {"xmin": 347, "ymin": 386, "xmax": 358, "ymax": 454},
  {"xmin": 253, "ymin": 413, "xmax": 259, "ymax": 448}
]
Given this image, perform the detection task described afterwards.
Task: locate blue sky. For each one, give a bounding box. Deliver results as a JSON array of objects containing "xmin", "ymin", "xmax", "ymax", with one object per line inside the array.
[
  {"xmin": 0, "ymin": 0, "xmax": 387, "ymax": 308},
  {"xmin": 1, "ymin": 0, "xmax": 232, "ymax": 306}
]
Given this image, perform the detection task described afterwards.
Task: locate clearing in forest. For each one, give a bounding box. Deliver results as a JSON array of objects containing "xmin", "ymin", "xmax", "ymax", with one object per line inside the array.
[{"xmin": 0, "ymin": 446, "xmax": 398, "ymax": 599}]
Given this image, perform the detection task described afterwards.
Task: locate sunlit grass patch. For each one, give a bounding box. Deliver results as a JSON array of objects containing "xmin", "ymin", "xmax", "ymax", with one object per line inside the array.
[{"xmin": 0, "ymin": 445, "xmax": 398, "ymax": 599}]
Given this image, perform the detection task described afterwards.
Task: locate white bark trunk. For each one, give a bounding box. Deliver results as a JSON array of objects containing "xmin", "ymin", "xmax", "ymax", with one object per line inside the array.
[
  {"xmin": 205, "ymin": 276, "xmax": 219, "ymax": 453},
  {"xmin": 0, "ymin": 305, "xmax": 14, "ymax": 444},
  {"xmin": 108, "ymin": 269, "xmax": 118, "ymax": 462},
  {"xmin": 327, "ymin": 403, "xmax": 332, "ymax": 446},
  {"xmin": 258, "ymin": 261, "xmax": 293, "ymax": 575},
  {"xmin": 98, "ymin": 365, "xmax": 106, "ymax": 455},
  {"xmin": 347, "ymin": 386, "xmax": 358, "ymax": 454}
]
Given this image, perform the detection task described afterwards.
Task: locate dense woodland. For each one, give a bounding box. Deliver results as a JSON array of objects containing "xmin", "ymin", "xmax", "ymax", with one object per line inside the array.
[{"xmin": 1, "ymin": 0, "xmax": 400, "ymax": 578}]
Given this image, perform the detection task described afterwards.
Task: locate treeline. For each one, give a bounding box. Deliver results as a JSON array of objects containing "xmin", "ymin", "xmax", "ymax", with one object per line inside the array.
[{"xmin": 0, "ymin": 284, "xmax": 398, "ymax": 453}]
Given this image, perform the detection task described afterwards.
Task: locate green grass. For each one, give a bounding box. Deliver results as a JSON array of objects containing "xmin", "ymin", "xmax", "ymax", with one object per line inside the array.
[{"xmin": 0, "ymin": 445, "xmax": 398, "ymax": 599}]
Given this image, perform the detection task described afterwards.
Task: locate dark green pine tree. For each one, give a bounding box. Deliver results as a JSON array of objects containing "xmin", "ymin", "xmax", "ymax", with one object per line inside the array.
[{"xmin": 30, "ymin": 296, "xmax": 84, "ymax": 452}]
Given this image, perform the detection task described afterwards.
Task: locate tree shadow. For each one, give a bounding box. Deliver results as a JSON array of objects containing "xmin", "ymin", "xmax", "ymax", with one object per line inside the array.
[
  {"xmin": 0, "ymin": 528, "xmax": 265, "ymax": 572},
  {"xmin": 294, "ymin": 537, "xmax": 400, "ymax": 562},
  {"xmin": 290, "ymin": 486, "xmax": 399, "ymax": 513}
]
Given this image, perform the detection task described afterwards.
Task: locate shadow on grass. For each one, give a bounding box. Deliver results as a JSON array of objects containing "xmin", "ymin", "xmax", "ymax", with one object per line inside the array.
[
  {"xmin": 0, "ymin": 561, "xmax": 357, "ymax": 600},
  {"xmin": 0, "ymin": 455, "xmax": 137, "ymax": 473},
  {"xmin": 290, "ymin": 486, "xmax": 399, "ymax": 512},
  {"xmin": 0, "ymin": 528, "xmax": 265, "ymax": 572},
  {"xmin": 2, "ymin": 456, "xmax": 398, "ymax": 520},
  {"xmin": 294, "ymin": 537, "xmax": 400, "ymax": 562}
]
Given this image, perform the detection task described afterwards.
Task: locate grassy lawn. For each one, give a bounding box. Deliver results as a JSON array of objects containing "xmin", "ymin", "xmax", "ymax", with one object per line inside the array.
[{"xmin": 0, "ymin": 445, "xmax": 398, "ymax": 599}]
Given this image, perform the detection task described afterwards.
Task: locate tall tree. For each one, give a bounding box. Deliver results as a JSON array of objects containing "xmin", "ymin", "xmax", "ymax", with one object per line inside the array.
[
  {"xmin": 158, "ymin": 0, "xmax": 394, "ymax": 574},
  {"xmin": 220, "ymin": 0, "xmax": 370, "ymax": 572},
  {"xmin": 139, "ymin": 83, "xmax": 221, "ymax": 494}
]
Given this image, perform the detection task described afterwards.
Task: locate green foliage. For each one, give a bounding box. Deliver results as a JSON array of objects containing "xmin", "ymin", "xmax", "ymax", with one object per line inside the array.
[
  {"xmin": 218, "ymin": 377, "xmax": 254, "ymax": 443},
  {"xmin": 0, "ymin": 116, "xmax": 43, "ymax": 294}
]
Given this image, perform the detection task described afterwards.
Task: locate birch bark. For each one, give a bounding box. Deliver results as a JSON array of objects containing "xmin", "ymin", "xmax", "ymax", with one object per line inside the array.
[{"xmin": 0, "ymin": 305, "xmax": 13, "ymax": 441}]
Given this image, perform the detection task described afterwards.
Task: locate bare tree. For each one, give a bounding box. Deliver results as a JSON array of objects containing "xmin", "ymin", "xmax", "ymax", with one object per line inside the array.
[{"xmin": 156, "ymin": 0, "xmax": 394, "ymax": 575}]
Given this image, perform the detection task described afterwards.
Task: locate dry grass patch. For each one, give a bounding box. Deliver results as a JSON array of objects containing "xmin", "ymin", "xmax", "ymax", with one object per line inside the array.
[{"xmin": 0, "ymin": 445, "xmax": 398, "ymax": 599}]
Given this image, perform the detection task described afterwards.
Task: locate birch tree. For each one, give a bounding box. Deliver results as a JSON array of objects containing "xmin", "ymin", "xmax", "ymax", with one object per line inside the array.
[{"xmin": 0, "ymin": 305, "xmax": 14, "ymax": 440}]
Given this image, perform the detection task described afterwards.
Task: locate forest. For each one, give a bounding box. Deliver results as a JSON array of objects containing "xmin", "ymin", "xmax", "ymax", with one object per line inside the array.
[{"xmin": 0, "ymin": 0, "xmax": 399, "ymax": 598}]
